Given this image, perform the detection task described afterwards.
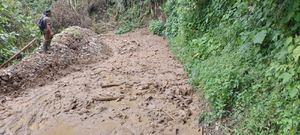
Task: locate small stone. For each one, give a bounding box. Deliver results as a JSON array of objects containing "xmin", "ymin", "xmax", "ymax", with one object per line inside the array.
[
  {"xmin": 0, "ymin": 129, "xmax": 5, "ymax": 135},
  {"xmin": 121, "ymin": 106, "xmax": 130, "ymax": 111},
  {"xmin": 145, "ymin": 96, "xmax": 153, "ymax": 101},
  {"xmin": 129, "ymin": 96, "xmax": 137, "ymax": 101},
  {"xmin": 176, "ymin": 128, "xmax": 179, "ymax": 135},
  {"xmin": 186, "ymin": 109, "xmax": 192, "ymax": 116},
  {"xmin": 116, "ymin": 97, "xmax": 124, "ymax": 102},
  {"xmin": 1, "ymin": 75, "xmax": 9, "ymax": 81},
  {"xmin": 12, "ymin": 81, "xmax": 19, "ymax": 86},
  {"xmin": 138, "ymin": 116, "xmax": 142, "ymax": 122},
  {"xmin": 0, "ymin": 80, "xmax": 6, "ymax": 85},
  {"xmin": 215, "ymin": 125, "xmax": 219, "ymax": 131},
  {"xmin": 5, "ymin": 97, "xmax": 12, "ymax": 101},
  {"xmin": 158, "ymin": 118, "xmax": 165, "ymax": 124},
  {"xmin": 185, "ymin": 97, "xmax": 193, "ymax": 104}
]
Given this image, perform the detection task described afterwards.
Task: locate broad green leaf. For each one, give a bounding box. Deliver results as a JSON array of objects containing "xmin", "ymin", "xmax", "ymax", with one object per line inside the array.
[
  {"xmin": 253, "ymin": 30, "xmax": 267, "ymax": 44},
  {"xmin": 292, "ymin": 46, "xmax": 300, "ymax": 62},
  {"xmin": 295, "ymin": 13, "xmax": 300, "ymax": 22},
  {"xmin": 279, "ymin": 72, "xmax": 293, "ymax": 84},
  {"xmin": 289, "ymin": 88, "xmax": 298, "ymax": 98},
  {"xmin": 284, "ymin": 37, "xmax": 293, "ymax": 46},
  {"xmin": 295, "ymin": 36, "xmax": 300, "ymax": 45}
]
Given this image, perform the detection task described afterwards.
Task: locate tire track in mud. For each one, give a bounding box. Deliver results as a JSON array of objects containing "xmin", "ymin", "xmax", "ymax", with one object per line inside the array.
[{"xmin": 0, "ymin": 28, "xmax": 218, "ymax": 135}]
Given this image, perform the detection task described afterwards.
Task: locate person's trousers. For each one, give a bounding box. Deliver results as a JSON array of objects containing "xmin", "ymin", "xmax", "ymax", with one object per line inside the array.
[{"xmin": 43, "ymin": 40, "xmax": 51, "ymax": 52}]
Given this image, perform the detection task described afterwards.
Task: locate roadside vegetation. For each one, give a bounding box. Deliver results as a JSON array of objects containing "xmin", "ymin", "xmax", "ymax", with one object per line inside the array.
[{"xmin": 162, "ymin": 0, "xmax": 300, "ymax": 134}]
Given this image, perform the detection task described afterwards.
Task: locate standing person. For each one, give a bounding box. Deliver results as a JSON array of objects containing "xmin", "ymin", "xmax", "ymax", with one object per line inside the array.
[{"xmin": 38, "ymin": 9, "xmax": 53, "ymax": 53}]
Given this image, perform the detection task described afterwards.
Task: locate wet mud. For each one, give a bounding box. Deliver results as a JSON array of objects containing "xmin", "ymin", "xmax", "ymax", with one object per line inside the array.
[{"xmin": 0, "ymin": 28, "xmax": 220, "ymax": 135}]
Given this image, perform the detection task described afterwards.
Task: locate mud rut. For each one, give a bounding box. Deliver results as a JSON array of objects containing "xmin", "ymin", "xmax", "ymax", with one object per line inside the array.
[{"xmin": 0, "ymin": 29, "xmax": 209, "ymax": 135}]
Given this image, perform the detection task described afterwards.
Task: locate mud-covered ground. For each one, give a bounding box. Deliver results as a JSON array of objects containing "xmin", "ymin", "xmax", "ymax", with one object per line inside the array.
[{"xmin": 0, "ymin": 28, "xmax": 221, "ymax": 135}]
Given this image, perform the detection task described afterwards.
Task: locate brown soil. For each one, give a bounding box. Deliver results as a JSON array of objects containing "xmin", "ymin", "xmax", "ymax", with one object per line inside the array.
[{"xmin": 0, "ymin": 28, "xmax": 222, "ymax": 135}]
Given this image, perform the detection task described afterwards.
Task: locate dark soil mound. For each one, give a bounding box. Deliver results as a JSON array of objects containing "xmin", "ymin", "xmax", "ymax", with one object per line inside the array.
[{"xmin": 0, "ymin": 26, "xmax": 112, "ymax": 95}]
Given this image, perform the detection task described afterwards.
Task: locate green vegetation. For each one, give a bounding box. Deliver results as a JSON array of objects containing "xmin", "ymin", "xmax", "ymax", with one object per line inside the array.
[
  {"xmin": 148, "ymin": 20, "xmax": 165, "ymax": 36},
  {"xmin": 108, "ymin": 0, "xmax": 164, "ymax": 34},
  {"xmin": 164, "ymin": 0, "xmax": 300, "ymax": 134},
  {"xmin": 0, "ymin": 0, "xmax": 52, "ymax": 64},
  {"xmin": 108, "ymin": 0, "xmax": 145, "ymax": 34},
  {"xmin": 115, "ymin": 23, "xmax": 133, "ymax": 34}
]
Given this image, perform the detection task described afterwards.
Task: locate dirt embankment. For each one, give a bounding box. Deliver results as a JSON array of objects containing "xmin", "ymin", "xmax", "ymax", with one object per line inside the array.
[
  {"xmin": 0, "ymin": 28, "xmax": 222, "ymax": 135},
  {"xmin": 0, "ymin": 26, "xmax": 112, "ymax": 95},
  {"xmin": 51, "ymin": 0, "xmax": 109, "ymax": 30}
]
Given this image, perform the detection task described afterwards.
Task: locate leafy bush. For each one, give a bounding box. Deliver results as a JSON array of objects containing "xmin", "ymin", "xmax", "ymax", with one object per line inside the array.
[
  {"xmin": 166, "ymin": 0, "xmax": 300, "ymax": 134},
  {"xmin": 108, "ymin": 1, "xmax": 143, "ymax": 34},
  {"xmin": 148, "ymin": 20, "xmax": 165, "ymax": 36},
  {"xmin": 109, "ymin": 0, "xmax": 165, "ymax": 34},
  {"xmin": 0, "ymin": 0, "xmax": 52, "ymax": 64}
]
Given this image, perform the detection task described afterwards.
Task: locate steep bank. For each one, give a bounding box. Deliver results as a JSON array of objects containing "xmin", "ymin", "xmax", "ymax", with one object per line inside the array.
[{"xmin": 164, "ymin": 1, "xmax": 300, "ymax": 134}]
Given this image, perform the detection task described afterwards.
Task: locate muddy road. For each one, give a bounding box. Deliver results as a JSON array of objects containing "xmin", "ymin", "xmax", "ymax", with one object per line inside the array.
[{"xmin": 0, "ymin": 28, "xmax": 216, "ymax": 135}]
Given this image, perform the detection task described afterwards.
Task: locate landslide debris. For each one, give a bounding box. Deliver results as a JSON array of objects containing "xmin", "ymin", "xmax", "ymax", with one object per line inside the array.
[
  {"xmin": 0, "ymin": 26, "xmax": 112, "ymax": 95},
  {"xmin": 0, "ymin": 28, "xmax": 222, "ymax": 135}
]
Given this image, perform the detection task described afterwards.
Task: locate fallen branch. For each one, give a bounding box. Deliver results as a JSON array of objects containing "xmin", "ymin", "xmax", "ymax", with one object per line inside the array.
[
  {"xmin": 92, "ymin": 96, "xmax": 124, "ymax": 102},
  {"xmin": 101, "ymin": 83, "xmax": 124, "ymax": 88},
  {"xmin": 1, "ymin": 38, "xmax": 37, "ymax": 68},
  {"xmin": 162, "ymin": 110, "xmax": 176, "ymax": 121}
]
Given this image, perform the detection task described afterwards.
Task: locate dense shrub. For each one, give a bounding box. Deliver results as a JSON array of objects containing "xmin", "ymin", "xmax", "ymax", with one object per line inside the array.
[
  {"xmin": 0, "ymin": 0, "xmax": 44, "ymax": 64},
  {"xmin": 148, "ymin": 20, "xmax": 165, "ymax": 36},
  {"xmin": 110, "ymin": 1, "xmax": 146, "ymax": 34},
  {"xmin": 108, "ymin": 0, "xmax": 165, "ymax": 34},
  {"xmin": 165, "ymin": 0, "xmax": 300, "ymax": 134}
]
